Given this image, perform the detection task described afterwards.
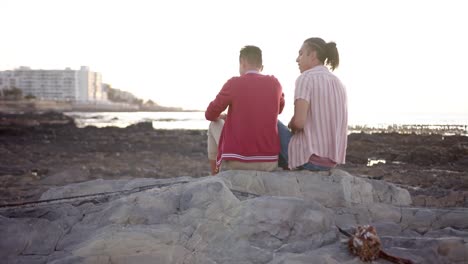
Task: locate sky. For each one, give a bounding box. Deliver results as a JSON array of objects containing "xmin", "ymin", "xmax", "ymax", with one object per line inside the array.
[{"xmin": 1, "ymin": 0, "xmax": 468, "ymax": 121}]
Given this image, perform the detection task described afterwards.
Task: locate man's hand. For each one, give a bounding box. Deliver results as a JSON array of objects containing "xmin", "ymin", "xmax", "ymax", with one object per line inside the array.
[
  {"xmin": 288, "ymin": 99, "xmax": 309, "ymax": 134},
  {"xmin": 218, "ymin": 114, "xmax": 227, "ymax": 120},
  {"xmin": 288, "ymin": 119, "xmax": 302, "ymax": 134}
]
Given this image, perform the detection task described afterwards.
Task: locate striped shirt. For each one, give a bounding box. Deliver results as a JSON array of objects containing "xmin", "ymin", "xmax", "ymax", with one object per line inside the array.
[{"xmin": 288, "ymin": 65, "xmax": 348, "ymax": 169}]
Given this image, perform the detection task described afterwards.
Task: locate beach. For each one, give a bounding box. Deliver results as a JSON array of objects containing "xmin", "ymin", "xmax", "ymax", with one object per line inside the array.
[{"xmin": 1, "ymin": 111, "xmax": 467, "ymax": 208}]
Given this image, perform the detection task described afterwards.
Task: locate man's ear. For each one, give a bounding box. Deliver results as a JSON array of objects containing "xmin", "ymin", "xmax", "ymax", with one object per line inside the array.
[
  {"xmin": 239, "ymin": 57, "xmax": 245, "ymax": 66},
  {"xmin": 309, "ymin": 50, "xmax": 317, "ymax": 60},
  {"xmin": 259, "ymin": 65, "xmax": 264, "ymax": 72}
]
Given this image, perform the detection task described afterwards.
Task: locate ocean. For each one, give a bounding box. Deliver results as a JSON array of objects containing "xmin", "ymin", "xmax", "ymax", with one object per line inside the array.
[{"xmin": 64, "ymin": 111, "xmax": 468, "ymax": 135}]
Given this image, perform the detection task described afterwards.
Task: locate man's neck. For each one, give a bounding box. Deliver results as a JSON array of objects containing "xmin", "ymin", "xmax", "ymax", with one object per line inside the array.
[
  {"xmin": 310, "ymin": 60, "xmax": 323, "ymax": 69},
  {"xmin": 304, "ymin": 63, "xmax": 325, "ymax": 72},
  {"xmin": 242, "ymin": 68, "xmax": 261, "ymax": 75}
]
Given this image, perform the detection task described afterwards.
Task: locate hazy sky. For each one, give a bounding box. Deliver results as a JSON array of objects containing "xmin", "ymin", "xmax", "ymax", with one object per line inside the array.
[{"xmin": 2, "ymin": 0, "xmax": 467, "ymax": 119}]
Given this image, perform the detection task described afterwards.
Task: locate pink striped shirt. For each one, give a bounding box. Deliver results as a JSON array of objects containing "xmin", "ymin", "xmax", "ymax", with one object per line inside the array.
[{"xmin": 288, "ymin": 65, "xmax": 348, "ymax": 169}]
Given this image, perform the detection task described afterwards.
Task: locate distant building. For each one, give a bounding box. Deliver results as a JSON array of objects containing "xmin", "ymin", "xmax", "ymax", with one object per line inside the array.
[{"xmin": 0, "ymin": 66, "xmax": 106, "ymax": 101}]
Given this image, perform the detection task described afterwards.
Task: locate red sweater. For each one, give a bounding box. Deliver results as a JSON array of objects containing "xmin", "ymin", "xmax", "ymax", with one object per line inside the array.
[{"xmin": 205, "ymin": 72, "xmax": 284, "ymax": 166}]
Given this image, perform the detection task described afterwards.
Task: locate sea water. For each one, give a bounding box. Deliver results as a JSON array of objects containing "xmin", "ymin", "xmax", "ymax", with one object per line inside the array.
[{"xmin": 65, "ymin": 111, "xmax": 468, "ymax": 134}]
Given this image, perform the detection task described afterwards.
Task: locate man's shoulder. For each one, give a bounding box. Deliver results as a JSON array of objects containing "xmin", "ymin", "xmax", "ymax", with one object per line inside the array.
[
  {"xmin": 256, "ymin": 75, "xmax": 281, "ymax": 87},
  {"xmin": 295, "ymin": 72, "xmax": 312, "ymax": 84},
  {"xmin": 223, "ymin": 76, "xmax": 242, "ymax": 88},
  {"xmin": 299, "ymin": 67, "xmax": 338, "ymax": 81},
  {"xmin": 235, "ymin": 74, "xmax": 281, "ymax": 85},
  {"xmin": 226, "ymin": 76, "xmax": 241, "ymax": 83},
  {"xmin": 263, "ymin": 74, "xmax": 280, "ymax": 83}
]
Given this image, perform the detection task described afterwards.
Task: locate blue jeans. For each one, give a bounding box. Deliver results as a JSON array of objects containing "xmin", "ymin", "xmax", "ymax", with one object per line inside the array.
[{"xmin": 277, "ymin": 121, "xmax": 331, "ymax": 171}]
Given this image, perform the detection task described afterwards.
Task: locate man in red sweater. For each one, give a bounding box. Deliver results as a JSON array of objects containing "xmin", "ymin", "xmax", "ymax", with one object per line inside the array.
[{"xmin": 205, "ymin": 45, "xmax": 285, "ymax": 175}]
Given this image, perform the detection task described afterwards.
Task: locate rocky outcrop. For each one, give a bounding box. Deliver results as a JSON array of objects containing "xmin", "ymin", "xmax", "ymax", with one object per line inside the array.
[
  {"xmin": 0, "ymin": 116, "xmax": 209, "ymax": 205},
  {"xmin": 2, "ymin": 112, "xmax": 468, "ymax": 208},
  {"xmin": 1, "ymin": 170, "xmax": 467, "ymax": 263}
]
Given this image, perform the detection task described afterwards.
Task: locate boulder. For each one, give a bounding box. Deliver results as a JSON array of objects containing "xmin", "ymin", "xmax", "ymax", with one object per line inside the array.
[{"xmin": 1, "ymin": 170, "xmax": 466, "ymax": 264}]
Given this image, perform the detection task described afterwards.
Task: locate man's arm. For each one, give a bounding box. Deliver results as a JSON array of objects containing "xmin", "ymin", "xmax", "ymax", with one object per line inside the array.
[
  {"xmin": 288, "ymin": 99, "xmax": 309, "ymax": 133},
  {"xmin": 205, "ymin": 81, "xmax": 232, "ymax": 121},
  {"xmin": 279, "ymin": 92, "xmax": 285, "ymax": 114}
]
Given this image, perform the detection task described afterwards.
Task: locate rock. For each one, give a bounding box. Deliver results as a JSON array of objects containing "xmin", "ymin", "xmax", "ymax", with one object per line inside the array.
[
  {"xmin": 126, "ymin": 121, "xmax": 154, "ymax": 131},
  {"xmin": 71, "ymin": 226, "xmax": 190, "ymax": 263},
  {"xmin": 1, "ymin": 170, "xmax": 467, "ymax": 263},
  {"xmin": 40, "ymin": 177, "xmax": 193, "ymax": 200},
  {"xmin": 366, "ymin": 178, "xmax": 412, "ymax": 205},
  {"xmin": 2, "ymin": 112, "xmax": 468, "ymax": 208},
  {"xmin": 40, "ymin": 178, "xmax": 131, "ymax": 200},
  {"xmin": 0, "ymin": 215, "xmax": 64, "ymax": 258},
  {"xmin": 219, "ymin": 169, "xmax": 411, "ymax": 207},
  {"xmin": 40, "ymin": 166, "xmax": 90, "ymax": 185}
]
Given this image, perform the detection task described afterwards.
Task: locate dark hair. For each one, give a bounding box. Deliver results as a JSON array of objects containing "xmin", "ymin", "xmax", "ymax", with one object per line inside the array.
[
  {"xmin": 239, "ymin": 45, "xmax": 262, "ymax": 68},
  {"xmin": 303, "ymin": 38, "xmax": 339, "ymax": 71}
]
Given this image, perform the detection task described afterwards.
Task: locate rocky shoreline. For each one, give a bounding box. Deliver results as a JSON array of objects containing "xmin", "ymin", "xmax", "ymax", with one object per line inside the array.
[{"xmin": 1, "ymin": 111, "xmax": 467, "ymax": 208}]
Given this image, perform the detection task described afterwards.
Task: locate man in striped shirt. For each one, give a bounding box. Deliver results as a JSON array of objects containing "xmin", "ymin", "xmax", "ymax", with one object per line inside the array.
[
  {"xmin": 278, "ymin": 37, "xmax": 348, "ymax": 171},
  {"xmin": 205, "ymin": 46, "xmax": 285, "ymax": 175}
]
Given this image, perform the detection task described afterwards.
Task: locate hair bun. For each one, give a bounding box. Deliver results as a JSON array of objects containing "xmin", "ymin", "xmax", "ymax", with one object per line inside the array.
[{"xmin": 326, "ymin": 42, "xmax": 337, "ymax": 49}]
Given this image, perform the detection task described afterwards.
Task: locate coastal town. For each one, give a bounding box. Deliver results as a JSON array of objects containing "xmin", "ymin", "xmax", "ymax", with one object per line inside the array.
[{"xmin": 0, "ymin": 66, "xmax": 182, "ymax": 112}]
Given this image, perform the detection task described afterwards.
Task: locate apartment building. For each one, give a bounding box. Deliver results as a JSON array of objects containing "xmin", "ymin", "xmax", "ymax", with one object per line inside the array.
[{"xmin": 0, "ymin": 66, "xmax": 106, "ymax": 101}]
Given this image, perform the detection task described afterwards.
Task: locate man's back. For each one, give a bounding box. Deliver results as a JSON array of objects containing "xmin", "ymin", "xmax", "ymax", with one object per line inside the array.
[
  {"xmin": 206, "ymin": 72, "xmax": 284, "ymax": 161},
  {"xmin": 205, "ymin": 45, "xmax": 284, "ymax": 175},
  {"xmin": 288, "ymin": 65, "xmax": 348, "ymax": 168}
]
